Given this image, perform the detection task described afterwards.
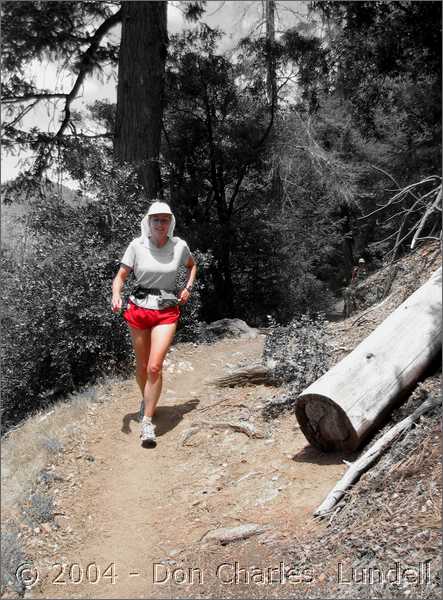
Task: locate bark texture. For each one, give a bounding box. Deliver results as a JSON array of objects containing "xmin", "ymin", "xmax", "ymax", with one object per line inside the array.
[{"xmin": 114, "ymin": 1, "xmax": 167, "ymax": 199}]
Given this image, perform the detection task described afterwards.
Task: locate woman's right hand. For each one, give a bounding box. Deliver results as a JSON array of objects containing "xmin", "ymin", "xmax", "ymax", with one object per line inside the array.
[
  {"xmin": 112, "ymin": 294, "xmax": 122, "ymax": 313},
  {"xmin": 112, "ymin": 265, "xmax": 131, "ymax": 313}
]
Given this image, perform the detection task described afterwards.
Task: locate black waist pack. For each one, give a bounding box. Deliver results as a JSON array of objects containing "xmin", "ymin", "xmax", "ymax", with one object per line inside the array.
[{"xmin": 132, "ymin": 286, "xmax": 179, "ymax": 308}]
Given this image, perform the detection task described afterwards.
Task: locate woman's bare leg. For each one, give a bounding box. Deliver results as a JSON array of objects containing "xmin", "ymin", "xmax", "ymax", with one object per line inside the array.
[
  {"xmin": 128, "ymin": 326, "xmax": 151, "ymax": 397},
  {"xmin": 144, "ymin": 322, "xmax": 177, "ymax": 417}
]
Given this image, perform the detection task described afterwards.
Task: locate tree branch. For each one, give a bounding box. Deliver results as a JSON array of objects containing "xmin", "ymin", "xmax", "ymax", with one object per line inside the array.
[
  {"xmin": 65, "ymin": 133, "xmax": 113, "ymax": 139},
  {"xmin": 228, "ymin": 166, "xmax": 247, "ymax": 216},
  {"xmin": 3, "ymin": 100, "xmax": 40, "ymax": 128},
  {"xmin": 314, "ymin": 395, "xmax": 441, "ymax": 518},
  {"xmin": 3, "ymin": 93, "xmax": 69, "ymax": 104},
  {"xmin": 33, "ymin": 8, "xmax": 122, "ymax": 176},
  {"xmin": 410, "ymin": 185, "xmax": 442, "ymax": 250}
]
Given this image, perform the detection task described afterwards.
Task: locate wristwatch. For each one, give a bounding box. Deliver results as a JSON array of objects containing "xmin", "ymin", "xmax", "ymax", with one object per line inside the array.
[{"xmin": 185, "ymin": 285, "xmax": 192, "ymax": 292}]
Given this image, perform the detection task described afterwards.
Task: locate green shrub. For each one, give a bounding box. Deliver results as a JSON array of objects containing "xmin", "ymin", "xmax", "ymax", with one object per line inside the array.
[
  {"xmin": 262, "ymin": 313, "xmax": 332, "ymax": 418},
  {"xmin": 1, "ymin": 212, "xmax": 133, "ymax": 430},
  {"xmin": 174, "ymin": 249, "xmax": 213, "ymax": 342},
  {"xmin": 263, "ymin": 313, "xmax": 332, "ymax": 385},
  {"xmin": 1, "ymin": 167, "xmax": 137, "ymax": 429}
]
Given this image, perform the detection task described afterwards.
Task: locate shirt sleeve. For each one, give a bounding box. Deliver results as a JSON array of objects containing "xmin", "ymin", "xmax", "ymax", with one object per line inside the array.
[
  {"xmin": 120, "ymin": 241, "xmax": 135, "ymax": 269},
  {"xmin": 180, "ymin": 241, "xmax": 192, "ymax": 267}
]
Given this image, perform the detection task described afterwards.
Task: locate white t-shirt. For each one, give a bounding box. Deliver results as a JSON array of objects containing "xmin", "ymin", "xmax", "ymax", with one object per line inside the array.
[{"xmin": 121, "ymin": 236, "xmax": 192, "ymax": 309}]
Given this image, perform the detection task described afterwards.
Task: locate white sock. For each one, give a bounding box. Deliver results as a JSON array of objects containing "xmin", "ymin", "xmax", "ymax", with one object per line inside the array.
[{"xmin": 142, "ymin": 415, "xmax": 152, "ymax": 423}]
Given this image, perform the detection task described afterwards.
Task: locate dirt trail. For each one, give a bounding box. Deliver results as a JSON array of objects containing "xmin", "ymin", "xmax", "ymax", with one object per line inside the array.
[{"xmin": 30, "ymin": 334, "xmax": 347, "ymax": 599}]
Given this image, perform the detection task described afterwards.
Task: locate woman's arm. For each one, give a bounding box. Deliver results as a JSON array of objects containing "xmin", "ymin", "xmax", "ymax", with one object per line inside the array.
[
  {"xmin": 112, "ymin": 265, "xmax": 132, "ymax": 312},
  {"xmin": 178, "ymin": 256, "xmax": 197, "ymax": 305}
]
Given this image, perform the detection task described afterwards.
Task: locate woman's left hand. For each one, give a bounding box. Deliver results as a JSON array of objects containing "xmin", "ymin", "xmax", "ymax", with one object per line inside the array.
[{"xmin": 178, "ymin": 288, "xmax": 191, "ymax": 304}]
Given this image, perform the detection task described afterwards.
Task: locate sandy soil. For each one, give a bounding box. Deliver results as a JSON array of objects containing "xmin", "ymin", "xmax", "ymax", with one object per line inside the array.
[{"xmin": 24, "ymin": 334, "xmax": 348, "ymax": 599}]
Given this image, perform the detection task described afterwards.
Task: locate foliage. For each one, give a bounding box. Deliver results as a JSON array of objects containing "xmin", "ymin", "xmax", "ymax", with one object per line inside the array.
[
  {"xmin": 179, "ymin": 0, "xmax": 207, "ymax": 22},
  {"xmin": 312, "ymin": 1, "xmax": 441, "ymax": 133},
  {"xmin": 1, "ymin": 1, "xmax": 117, "ymax": 75},
  {"xmin": 163, "ymin": 24, "xmax": 344, "ymax": 323},
  {"xmin": 304, "ymin": 1, "xmax": 442, "ymax": 262},
  {"xmin": 262, "ymin": 313, "xmax": 332, "ymax": 419},
  {"xmin": 164, "ymin": 25, "xmax": 273, "ymax": 318},
  {"xmin": 175, "ymin": 249, "xmax": 211, "ymax": 342},
  {"xmin": 0, "ymin": 167, "xmax": 128, "ymax": 428},
  {"xmin": 263, "ymin": 313, "xmax": 332, "ymax": 386},
  {"xmin": 1, "ymin": 1, "xmax": 120, "ymax": 161},
  {"xmin": 259, "ymin": 109, "xmax": 356, "ymax": 315},
  {"xmin": 238, "ymin": 21, "xmax": 329, "ymax": 111},
  {"xmin": 1, "ymin": 200, "xmax": 131, "ymax": 430}
]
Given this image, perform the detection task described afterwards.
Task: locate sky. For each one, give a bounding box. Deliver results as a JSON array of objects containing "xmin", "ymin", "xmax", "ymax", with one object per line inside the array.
[{"xmin": 1, "ymin": 1, "xmax": 310, "ymax": 185}]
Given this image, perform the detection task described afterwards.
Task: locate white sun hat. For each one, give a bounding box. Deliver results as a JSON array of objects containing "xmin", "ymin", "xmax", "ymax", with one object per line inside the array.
[
  {"xmin": 147, "ymin": 201, "xmax": 173, "ymax": 216},
  {"xmin": 140, "ymin": 201, "xmax": 176, "ymax": 245}
]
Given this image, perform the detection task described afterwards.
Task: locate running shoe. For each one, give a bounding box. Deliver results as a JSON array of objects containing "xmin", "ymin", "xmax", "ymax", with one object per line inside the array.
[{"xmin": 140, "ymin": 418, "xmax": 156, "ymax": 447}]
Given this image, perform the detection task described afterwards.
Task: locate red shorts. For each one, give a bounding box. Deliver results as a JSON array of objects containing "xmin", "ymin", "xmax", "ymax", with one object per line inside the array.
[{"xmin": 123, "ymin": 301, "xmax": 180, "ymax": 330}]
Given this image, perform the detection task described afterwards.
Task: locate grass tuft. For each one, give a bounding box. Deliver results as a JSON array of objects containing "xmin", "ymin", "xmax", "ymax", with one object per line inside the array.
[
  {"xmin": 1, "ymin": 523, "xmax": 27, "ymax": 595},
  {"xmin": 22, "ymin": 493, "xmax": 55, "ymax": 526}
]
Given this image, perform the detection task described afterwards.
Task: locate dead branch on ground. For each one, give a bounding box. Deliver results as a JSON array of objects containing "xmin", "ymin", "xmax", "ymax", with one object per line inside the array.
[{"xmin": 314, "ymin": 394, "xmax": 441, "ymax": 518}]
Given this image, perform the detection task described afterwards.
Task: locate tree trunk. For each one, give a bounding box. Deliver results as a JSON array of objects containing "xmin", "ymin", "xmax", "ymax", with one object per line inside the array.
[
  {"xmin": 114, "ymin": 1, "xmax": 167, "ymax": 200},
  {"xmin": 265, "ymin": 0, "xmax": 277, "ymax": 109},
  {"xmin": 203, "ymin": 85, "xmax": 235, "ymax": 316},
  {"xmin": 265, "ymin": 0, "xmax": 283, "ymax": 206},
  {"xmin": 296, "ymin": 268, "xmax": 442, "ymax": 452},
  {"xmin": 219, "ymin": 224, "xmax": 235, "ymax": 315}
]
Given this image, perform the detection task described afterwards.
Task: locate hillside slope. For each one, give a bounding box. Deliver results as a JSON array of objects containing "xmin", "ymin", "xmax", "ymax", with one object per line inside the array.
[{"xmin": 1, "ymin": 242, "xmax": 441, "ymax": 599}]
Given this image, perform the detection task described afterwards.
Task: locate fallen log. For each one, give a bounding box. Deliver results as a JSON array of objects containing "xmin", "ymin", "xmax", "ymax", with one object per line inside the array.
[
  {"xmin": 314, "ymin": 394, "xmax": 441, "ymax": 517},
  {"xmin": 296, "ymin": 268, "xmax": 442, "ymax": 452}
]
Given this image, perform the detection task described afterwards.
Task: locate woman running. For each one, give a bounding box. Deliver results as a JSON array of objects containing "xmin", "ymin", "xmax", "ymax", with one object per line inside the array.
[{"xmin": 111, "ymin": 201, "xmax": 197, "ymax": 447}]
